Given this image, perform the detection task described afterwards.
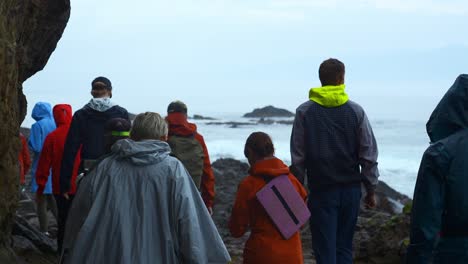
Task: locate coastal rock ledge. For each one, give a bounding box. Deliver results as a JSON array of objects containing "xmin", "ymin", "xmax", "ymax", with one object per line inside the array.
[{"xmin": 243, "ymin": 106, "xmax": 295, "ymax": 118}]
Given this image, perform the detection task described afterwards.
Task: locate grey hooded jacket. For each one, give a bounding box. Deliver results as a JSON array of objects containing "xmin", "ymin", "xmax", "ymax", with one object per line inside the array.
[{"xmin": 61, "ymin": 139, "xmax": 230, "ymax": 264}]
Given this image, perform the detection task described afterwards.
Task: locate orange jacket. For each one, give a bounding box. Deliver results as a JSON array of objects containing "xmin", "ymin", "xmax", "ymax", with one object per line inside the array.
[
  {"xmin": 229, "ymin": 158, "xmax": 307, "ymax": 264},
  {"xmin": 166, "ymin": 113, "xmax": 215, "ymax": 208},
  {"xmin": 19, "ymin": 133, "xmax": 31, "ymax": 185}
]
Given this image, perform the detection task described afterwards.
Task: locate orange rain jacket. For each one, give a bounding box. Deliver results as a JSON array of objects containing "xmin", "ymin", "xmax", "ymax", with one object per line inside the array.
[{"xmin": 229, "ymin": 158, "xmax": 307, "ymax": 264}]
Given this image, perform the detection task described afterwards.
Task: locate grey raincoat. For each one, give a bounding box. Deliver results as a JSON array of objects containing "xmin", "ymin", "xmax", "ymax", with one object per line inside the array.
[
  {"xmin": 61, "ymin": 139, "xmax": 230, "ymax": 264},
  {"xmin": 407, "ymin": 74, "xmax": 468, "ymax": 263}
]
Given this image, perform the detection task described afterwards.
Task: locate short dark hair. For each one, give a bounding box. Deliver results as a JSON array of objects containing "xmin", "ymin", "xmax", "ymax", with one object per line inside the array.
[
  {"xmin": 319, "ymin": 58, "xmax": 345, "ymax": 86},
  {"xmin": 244, "ymin": 132, "xmax": 275, "ymax": 159},
  {"xmin": 92, "ymin": 76, "xmax": 112, "ymax": 90}
]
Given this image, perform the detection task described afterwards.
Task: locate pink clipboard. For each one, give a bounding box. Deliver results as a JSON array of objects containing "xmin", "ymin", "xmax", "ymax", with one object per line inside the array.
[{"xmin": 256, "ymin": 174, "xmax": 310, "ymax": 239}]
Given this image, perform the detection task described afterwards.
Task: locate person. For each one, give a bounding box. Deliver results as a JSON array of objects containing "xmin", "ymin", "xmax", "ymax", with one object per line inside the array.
[
  {"xmin": 165, "ymin": 101, "xmax": 215, "ymax": 214},
  {"xmin": 103, "ymin": 118, "xmax": 132, "ymax": 153},
  {"xmin": 60, "ymin": 76, "xmax": 129, "ymax": 196},
  {"xmin": 407, "ymin": 74, "xmax": 468, "ymax": 263},
  {"xmin": 290, "ymin": 58, "xmax": 379, "ymax": 264},
  {"xmin": 19, "ymin": 132, "xmax": 31, "ymax": 189},
  {"xmin": 61, "ymin": 112, "xmax": 230, "ymax": 264},
  {"xmin": 35, "ymin": 104, "xmax": 81, "ymax": 253},
  {"xmin": 28, "ymin": 102, "xmax": 58, "ymax": 235},
  {"xmin": 230, "ymin": 132, "xmax": 307, "ymax": 264}
]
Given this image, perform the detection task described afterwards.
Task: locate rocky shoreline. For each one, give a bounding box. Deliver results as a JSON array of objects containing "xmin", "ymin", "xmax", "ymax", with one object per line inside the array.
[{"xmin": 12, "ymin": 158, "xmax": 411, "ymax": 264}]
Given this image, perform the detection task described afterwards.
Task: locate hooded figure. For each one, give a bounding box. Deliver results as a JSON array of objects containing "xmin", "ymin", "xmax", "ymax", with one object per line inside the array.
[
  {"xmin": 407, "ymin": 74, "xmax": 468, "ymax": 263},
  {"xmin": 36, "ymin": 104, "xmax": 81, "ymax": 252},
  {"xmin": 29, "ymin": 102, "xmax": 56, "ymax": 193},
  {"xmin": 61, "ymin": 112, "xmax": 230, "ymax": 264}
]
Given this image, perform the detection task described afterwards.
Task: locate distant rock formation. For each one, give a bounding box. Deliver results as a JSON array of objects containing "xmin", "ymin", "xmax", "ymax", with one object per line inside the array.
[
  {"xmin": 0, "ymin": 1, "xmax": 70, "ymax": 262},
  {"xmin": 192, "ymin": 114, "xmax": 217, "ymax": 120},
  {"xmin": 243, "ymin": 106, "xmax": 294, "ymax": 118}
]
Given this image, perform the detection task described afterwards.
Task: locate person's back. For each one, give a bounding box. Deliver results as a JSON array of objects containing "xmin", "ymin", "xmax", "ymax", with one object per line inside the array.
[
  {"xmin": 60, "ymin": 77, "xmax": 129, "ymax": 194},
  {"xmin": 407, "ymin": 74, "xmax": 468, "ymax": 263},
  {"xmin": 290, "ymin": 58, "xmax": 379, "ymax": 264},
  {"xmin": 62, "ymin": 112, "xmax": 230, "ymax": 264},
  {"xmin": 230, "ymin": 132, "xmax": 307, "ymax": 264}
]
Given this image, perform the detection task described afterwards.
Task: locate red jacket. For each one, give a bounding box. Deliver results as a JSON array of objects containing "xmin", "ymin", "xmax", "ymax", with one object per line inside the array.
[
  {"xmin": 166, "ymin": 113, "xmax": 215, "ymax": 208},
  {"xmin": 36, "ymin": 104, "xmax": 81, "ymax": 195},
  {"xmin": 19, "ymin": 133, "xmax": 31, "ymax": 185},
  {"xmin": 229, "ymin": 158, "xmax": 307, "ymax": 264}
]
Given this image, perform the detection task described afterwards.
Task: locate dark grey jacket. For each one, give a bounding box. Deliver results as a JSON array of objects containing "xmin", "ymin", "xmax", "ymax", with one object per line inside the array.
[{"xmin": 290, "ymin": 100, "xmax": 379, "ymax": 192}]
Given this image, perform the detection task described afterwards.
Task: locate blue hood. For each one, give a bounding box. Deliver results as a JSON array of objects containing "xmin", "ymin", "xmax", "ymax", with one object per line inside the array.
[
  {"xmin": 32, "ymin": 102, "xmax": 53, "ymax": 121},
  {"xmin": 427, "ymin": 74, "xmax": 468, "ymax": 142}
]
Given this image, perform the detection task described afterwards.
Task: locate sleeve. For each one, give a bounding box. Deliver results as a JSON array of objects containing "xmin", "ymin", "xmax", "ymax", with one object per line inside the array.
[
  {"xmin": 174, "ymin": 162, "xmax": 230, "ymax": 263},
  {"xmin": 60, "ymin": 114, "xmax": 82, "ymax": 193},
  {"xmin": 358, "ymin": 111, "xmax": 380, "ymax": 193},
  {"xmin": 290, "ymin": 174, "xmax": 308, "ymax": 201},
  {"xmin": 406, "ymin": 144, "xmax": 448, "ymax": 263},
  {"xmin": 290, "ymin": 107, "xmax": 307, "ymax": 184},
  {"xmin": 196, "ymin": 134, "xmax": 215, "ymax": 208},
  {"xmin": 28, "ymin": 123, "xmax": 43, "ymax": 154},
  {"xmin": 35, "ymin": 135, "xmax": 53, "ymax": 195},
  {"xmin": 20, "ymin": 135, "xmax": 31, "ymax": 184},
  {"xmin": 229, "ymin": 180, "xmax": 251, "ymax": 238}
]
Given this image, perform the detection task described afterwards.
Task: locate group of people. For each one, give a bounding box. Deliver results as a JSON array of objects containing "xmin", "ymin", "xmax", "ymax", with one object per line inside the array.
[{"xmin": 16, "ymin": 58, "xmax": 468, "ymax": 263}]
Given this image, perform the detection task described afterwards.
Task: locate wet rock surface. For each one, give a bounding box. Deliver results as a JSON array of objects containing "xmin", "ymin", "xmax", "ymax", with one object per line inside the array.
[
  {"xmin": 243, "ymin": 105, "xmax": 295, "ymax": 118},
  {"xmin": 212, "ymin": 158, "xmax": 410, "ymax": 264}
]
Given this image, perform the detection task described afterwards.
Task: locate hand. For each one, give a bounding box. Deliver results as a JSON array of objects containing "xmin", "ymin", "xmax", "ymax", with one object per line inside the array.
[
  {"xmin": 364, "ymin": 192, "xmax": 377, "ymax": 209},
  {"xmin": 63, "ymin": 193, "xmax": 70, "ymax": 200},
  {"xmin": 35, "ymin": 193, "xmax": 44, "ymax": 203},
  {"xmin": 207, "ymin": 207, "xmax": 213, "ymax": 216}
]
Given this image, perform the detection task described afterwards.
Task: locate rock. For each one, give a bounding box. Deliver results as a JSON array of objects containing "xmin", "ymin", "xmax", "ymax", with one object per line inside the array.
[
  {"xmin": 243, "ymin": 106, "xmax": 295, "ymax": 118},
  {"xmin": 0, "ymin": 0, "xmax": 70, "ymax": 261},
  {"xmin": 206, "ymin": 121, "xmax": 255, "ymax": 127},
  {"xmin": 12, "ymin": 215, "xmax": 57, "ymax": 254},
  {"xmin": 192, "ymin": 114, "xmax": 217, "ymax": 120}
]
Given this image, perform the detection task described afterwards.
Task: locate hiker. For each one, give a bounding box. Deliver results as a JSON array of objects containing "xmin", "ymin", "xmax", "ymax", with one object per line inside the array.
[
  {"xmin": 166, "ymin": 101, "xmax": 215, "ymax": 214},
  {"xmin": 290, "ymin": 58, "xmax": 379, "ymax": 264},
  {"xmin": 19, "ymin": 133, "xmax": 31, "ymax": 189},
  {"xmin": 61, "ymin": 112, "xmax": 230, "ymax": 264},
  {"xmin": 29, "ymin": 102, "xmax": 58, "ymax": 235},
  {"xmin": 35, "ymin": 104, "xmax": 81, "ymax": 252},
  {"xmin": 103, "ymin": 118, "xmax": 131, "ymax": 154},
  {"xmin": 60, "ymin": 77, "xmax": 129, "ymax": 196},
  {"xmin": 229, "ymin": 132, "xmax": 307, "ymax": 264},
  {"xmin": 407, "ymin": 74, "xmax": 468, "ymax": 263}
]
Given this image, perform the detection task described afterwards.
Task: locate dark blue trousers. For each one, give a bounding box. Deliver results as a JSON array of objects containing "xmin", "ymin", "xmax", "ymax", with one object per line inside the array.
[{"xmin": 308, "ymin": 185, "xmax": 361, "ymax": 264}]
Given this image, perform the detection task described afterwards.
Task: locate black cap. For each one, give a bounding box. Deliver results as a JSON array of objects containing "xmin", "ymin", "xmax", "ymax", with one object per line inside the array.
[
  {"xmin": 105, "ymin": 118, "xmax": 131, "ymax": 133},
  {"xmin": 92, "ymin": 76, "xmax": 112, "ymax": 90},
  {"xmin": 167, "ymin": 100, "xmax": 188, "ymax": 114}
]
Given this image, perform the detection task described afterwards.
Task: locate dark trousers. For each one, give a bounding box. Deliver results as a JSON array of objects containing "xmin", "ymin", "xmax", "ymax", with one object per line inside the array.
[
  {"xmin": 308, "ymin": 185, "xmax": 361, "ymax": 264},
  {"xmin": 54, "ymin": 194, "xmax": 74, "ymax": 253}
]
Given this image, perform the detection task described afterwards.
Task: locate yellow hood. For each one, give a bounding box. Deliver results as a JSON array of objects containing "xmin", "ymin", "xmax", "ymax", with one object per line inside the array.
[{"xmin": 309, "ymin": 84, "xmax": 349, "ymax": 107}]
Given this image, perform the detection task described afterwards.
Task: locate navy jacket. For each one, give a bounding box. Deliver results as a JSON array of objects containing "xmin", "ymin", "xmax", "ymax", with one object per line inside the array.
[
  {"xmin": 407, "ymin": 74, "xmax": 468, "ymax": 263},
  {"xmin": 60, "ymin": 102, "xmax": 129, "ymax": 193}
]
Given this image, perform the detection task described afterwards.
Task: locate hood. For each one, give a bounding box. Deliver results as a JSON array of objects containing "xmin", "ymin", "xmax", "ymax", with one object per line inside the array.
[
  {"xmin": 53, "ymin": 104, "xmax": 73, "ymax": 127},
  {"xmin": 166, "ymin": 112, "xmax": 197, "ymax": 136},
  {"xmin": 111, "ymin": 139, "xmax": 171, "ymax": 166},
  {"xmin": 32, "ymin": 102, "xmax": 53, "ymax": 121},
  {"xmin": 309, "ymin": 84, "xmax": 349, "ymax": 107},
  {"xmin": 250, "ymin": 157, "xmax": 290, "ymax": 178},
  {"xmin": 427, "ymin": 74, "xmax": 468, "ymax": 142},
  {"xmin": 86, "ymin": 98, "xmax": 115, "ymax": 112}
]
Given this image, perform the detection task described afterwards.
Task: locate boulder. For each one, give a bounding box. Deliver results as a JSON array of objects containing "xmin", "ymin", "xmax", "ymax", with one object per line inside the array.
[
  {"xmin": 192, "ymin": 114, "xmax": 217, "ymax": 120},
  {"xmin": 243, "ymin": 106, "xmax": 294, "ymax": 118}
]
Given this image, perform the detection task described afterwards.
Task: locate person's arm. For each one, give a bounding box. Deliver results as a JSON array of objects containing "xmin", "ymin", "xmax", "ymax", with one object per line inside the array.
[
  {"xmin": 28, "ymin": 123, "xmax": 43, "ymax": 154},
  {"xmin": 35, "ymin": 135, "xmax": 53, "ymax": 195},
  {"xmin": 406, "ymin": 143, "xmax": 448, "ymax": 263},
  {"xmin": 358, "ymin": 112, "xmax": 379, "ymax": 194},
  {"xmin": 229, "ymin": 180, "xmax": 251, "ymax": 238},
  {"xmin": 60, "ymin": 114, "xmax": 82, "ymax": 194},
  {"xmin": 196, "ymin": 133, "xmax": 215, "ymax": 211},
  {"xmin": 290, "ymin": 106, "xmax": 307, "ymax": 184},
  {"xmin": 20, "ymin": 135, "xmax": 31, "ymax": 185}
]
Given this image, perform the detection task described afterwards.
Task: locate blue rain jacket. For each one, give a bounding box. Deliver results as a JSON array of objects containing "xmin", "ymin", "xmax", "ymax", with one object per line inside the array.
[{"xmin": 28, "ymin": 102, "xmax": 56, "ymax": 193}]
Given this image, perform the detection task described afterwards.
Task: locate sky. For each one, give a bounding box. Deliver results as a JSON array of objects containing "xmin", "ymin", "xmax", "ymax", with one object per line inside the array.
[{"xmin": 22, "ymin": 0, "xmax": 468, "ymax": 126}]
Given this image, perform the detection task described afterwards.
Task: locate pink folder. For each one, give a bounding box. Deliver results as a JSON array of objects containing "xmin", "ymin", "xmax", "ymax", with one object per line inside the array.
[{"xmin": 256, "ymin": 174, "xmax": 310, "ymax": 239}]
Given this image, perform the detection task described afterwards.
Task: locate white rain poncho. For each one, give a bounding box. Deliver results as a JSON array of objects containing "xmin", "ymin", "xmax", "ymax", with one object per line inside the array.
[{"xmin": 61, "ymin": 139, "xmax": 230, "ymax": 264}]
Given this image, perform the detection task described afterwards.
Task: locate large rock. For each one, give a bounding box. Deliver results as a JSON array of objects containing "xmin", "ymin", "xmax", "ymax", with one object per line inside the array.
[
  {"xmin": 243, "ymin": 105, "xmax": 295, "ymax": 118},
  {"xmin": 0, "ymin": 0, "xmax": 70, "ymax": 262},
  {"xmin": 211, "ymin": 158, "xmax": 410, "ymax": 263}
]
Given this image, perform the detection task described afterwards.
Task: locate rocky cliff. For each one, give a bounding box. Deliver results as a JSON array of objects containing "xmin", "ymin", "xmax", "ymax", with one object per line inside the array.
[{"xmin": 0, "ymin": 1, "xmax": 70, "ymax": 262}]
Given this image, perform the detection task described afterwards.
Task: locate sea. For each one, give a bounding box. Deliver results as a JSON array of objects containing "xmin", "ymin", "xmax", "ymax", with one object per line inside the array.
[{"xmin": 193, "ymin": 115, "xmax": 429, "ymax": 198}]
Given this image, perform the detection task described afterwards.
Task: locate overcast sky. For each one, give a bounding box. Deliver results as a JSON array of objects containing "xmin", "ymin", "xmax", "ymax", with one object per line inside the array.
[{"xmin": 22, "ymin": 0, "xmax": 468, "ymax": 126}]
